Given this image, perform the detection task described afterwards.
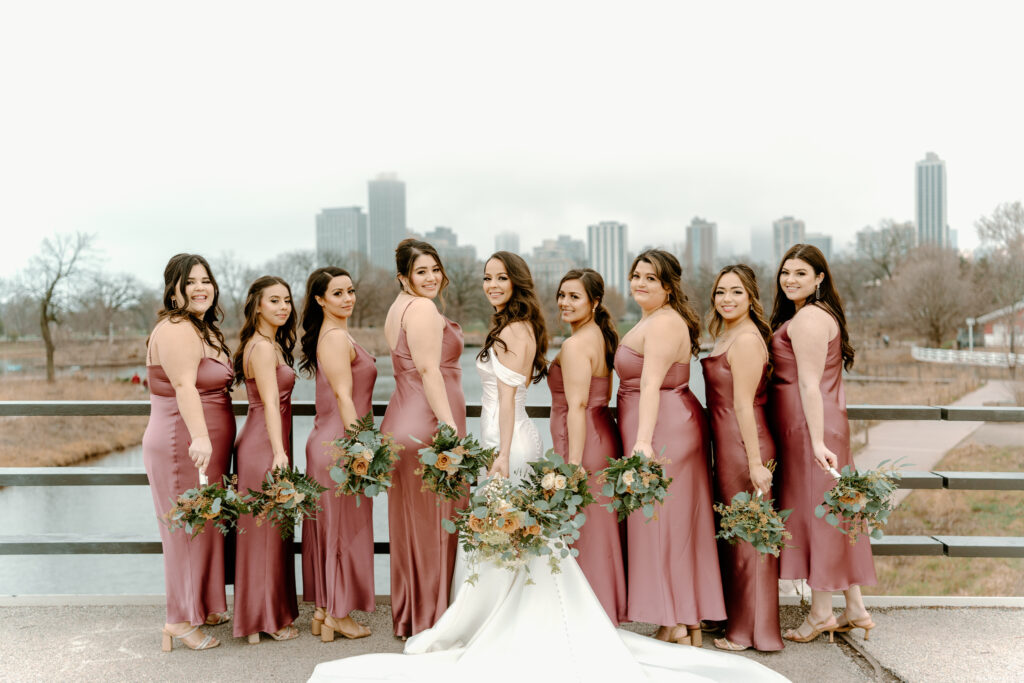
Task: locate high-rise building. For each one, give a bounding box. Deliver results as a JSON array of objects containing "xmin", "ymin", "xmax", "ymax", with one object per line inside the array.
[
  {"xmin": 587, "ymin": 221, "xmax": 629, "ymax": 296},
  {"xmin": 425, "ymin": 226, "xmax": 477, "ymax": 263},
  {"xmin": 773, "ymin": 216, "xmax": 806, "ymax": 264},
  {"xmin": 804, "ymin": 232, "xmax": 833, "ymax": 261},
  {"xmin": 527, "ymin": 235, "xmax": 587, "ymax": 286},
  {"xmin": 315, "ymin": 206, "xmax": 367, "ymax": 273},
  {"xmin": 495, "ymin": 231, "xmax": 520, "ymax": 255},
  {"xmin": 916, "ymin": 152, "xmax": 948, "ymax": 247},
  {"xmin": 368, "ymin": 172, "xmax": 407, "ymax": 268},
  {"xmin": 684, "ymin": 217, "xmax": 717, "ymax": 274}
]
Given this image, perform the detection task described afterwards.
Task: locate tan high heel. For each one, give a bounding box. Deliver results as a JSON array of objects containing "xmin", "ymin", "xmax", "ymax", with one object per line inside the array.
[
  {"xmin": 204, "ymin": 611, "xmax": 231, "ymax": 626},
  {"xmin": 687, "ymin": 625, "xmax": 702, "ymax": 648},
  {"xmin": 321, "ymin": 614, "xmax": 371, "ymax": 642},
  {"xmin": 311, "ymin": 608, "xmax": 325, "ymax": 636},
  {"xmin": 161, "ymin": 625, "xmax": 219, "ymax": 652},
  {"xmin": 783, "ymin": 615, "xmax": 837, "ymax": 643},
  {"xmin": 669, "ymin": 625, "xmax": 692, "ymax": 646},
  {"xmin": 248, "ymin": 625, "xmax": 299, "ymax": 644},
  {"xmin": 835, "ymin": 612, "xmax": 876, "ymax": 640}
]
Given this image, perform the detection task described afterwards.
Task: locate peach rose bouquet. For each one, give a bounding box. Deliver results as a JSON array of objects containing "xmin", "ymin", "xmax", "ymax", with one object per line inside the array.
[
  {"xmin": 519, "ymin": 450, "xmax": 593, "ymax": 560},
  {"xmin": 595, "ymin": 450, "xmax": 673, "ymax": 522},
  {"xmin": 414, "ymin": 423, "xmax": 497, "ymax": 502},
  {"xmin": 815, "ymin": 459, "xmax": 903, "ymax": 543},
  {"xmin": 245, "ymin": 466, "xmax": 326, "ymax": 540},
  {"xmin": 165, "ymin": 474, "xmax": 248, "ymax": 538},
  {"xmin": 329, "ymin": 412, "xmax": 402, "ymax": 506}
]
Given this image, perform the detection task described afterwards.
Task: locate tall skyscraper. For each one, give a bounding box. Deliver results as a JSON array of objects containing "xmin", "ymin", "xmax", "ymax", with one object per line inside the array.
[
  {"xmin": 684, "ymin": 216, "xmax": 717, "ymax": 274},
  {"xmin": 368, "ymin": 173, "xmax": 407, "ymax": 268},
  {"xmin": 804, "ymin": 232, "xmax": 833, "ymax": 260},
  {"xmin": 316, "ymin": 206, "xmax": 367, "ymax": 273},
  {"xmin": 587, "ymin": 221, "xmax": 629, "ymax": 295},
  {"xmin": 495, "ymin": 231, "xmax": 520, "ymax": 255},
  {"xmin": 773, "ymin": 216, "xmax": 806, "ymax": 264},
  {"xmin": 425, "ymin": 226, "xmax": 477, "ymax": 263},
  {"xmin": 527, "ymin": 235, "xmax": 587, "ymax": 286},
  {"xmin": 916, "ymin": 152, "xmax": 948, "ymax": 247}
]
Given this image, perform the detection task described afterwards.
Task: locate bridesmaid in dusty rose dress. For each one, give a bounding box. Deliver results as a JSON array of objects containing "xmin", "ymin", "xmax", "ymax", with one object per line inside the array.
[
  {"xmin": 770, "ymin": 244, "xmax": 877, "ymax": 644},
  {"xmin": 144, "ymin": 254, "xmax": 235, "ymax": 652},
  {"xmin": 299, "ymin": 267, "xmax": 376, "ymax": 642},
  {"xmin": 614, "ymin": 249, "xmax": 725, "ymax": 647},
  {"xmin": 701, "ymin": 265, "xmax": 783, "ymax": 652},
  {"xmin": 547, "ymin": 268, "xmax": 626, "ymax": 624},
  {"xmin": 383, "ymin": 239, "xmax": 467, "ymax": 638},
  {"xmin": 232, "ymin": 276, "xmax": 300, "ymax": 643}
]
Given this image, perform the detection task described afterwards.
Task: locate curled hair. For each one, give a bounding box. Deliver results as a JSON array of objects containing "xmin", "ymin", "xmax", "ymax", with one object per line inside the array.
[
  {"xmin": 770, "ymin": 243, "xmax": 855, "ymax": 371},
  {"xmin": 298, "ymin": 266, "xmax": 351, "ymax": 377},
  {"xmin": 151, "ymin": 253, "xmax": 229, "ymax": 358},
  {"xmin": 557, "ymin": 268, "xmax": 618, "ymax": 371},
  {"xmin": 232, "ymin": 276, "xmax": 296, "ymax": 386},
  {"xmin": 628, "ymin": 249, "xmax": 701, "ymax": 358},
  {"xmin": 395, "ymin": 238, "xmax": 449, "ymax": 308},
  {"xmin": 706, "ymin": 264, "xmax": 773, "ymax": 348},
  {"xmin": 478, "ymin": 251, "xmax": 549, "ymax": 383}
]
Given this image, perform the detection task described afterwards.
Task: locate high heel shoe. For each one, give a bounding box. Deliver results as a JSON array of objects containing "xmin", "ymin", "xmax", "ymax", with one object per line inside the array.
[
  {"xmin": 782, "ymin": 615, "xmax": 837, "ymax": 643},
  {"xmin": 834, "ymin": 612, "xmax": 876, "ymax": 640},
  {"xmin": 669, "ymin": 625, "xmax": 692, "ymax": 646},
  {"xmin": 686, "ymin": 625, "xmax": 702, "ymax": 648},
  {"xmin": 713, "ymin": 637, "xmax": 749, "ymax": 651},
  {"xmin": 311, "ymin": 608, "xmax": 325, "ymax": 636},
  {"xmin": 247, "ymin": 625, "xmax": 299, "ymax": 644},
  {"xmin": 204, "ymin": 611, "xmax": 230, "ymax": 626},
  {"xmin": 321, "ymin": 614, "xmax": 371, "ymax": 642},
  {"xmin": 161, "ymin": 625, "xmax": 220, "ymax": 652}
]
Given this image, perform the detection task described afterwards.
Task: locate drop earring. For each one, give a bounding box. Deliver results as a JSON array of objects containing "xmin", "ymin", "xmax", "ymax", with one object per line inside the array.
[{"xmin": 815, "ymin": 282, "xmax": 821, "ymax": 299}]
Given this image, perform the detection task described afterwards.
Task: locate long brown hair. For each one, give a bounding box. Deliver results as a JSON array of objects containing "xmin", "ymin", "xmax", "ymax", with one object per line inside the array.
[
  {"xmin": 151, "ymin": 253, "xmax": 229, "ymax": 357},
  {"xmin": 557, "ymin": 268, "xmax": 618, "ymax": 371},
  {"xmin": 232, "ymin": 276, "xmax": 296, "ymax": 386},
  {"xmin": 478, "ymin": 251, "xmax": 549, "ymax": 383},
  {"xmin": 706, "ymin": 264, "xmax": 772, "ymax": 348},
  {"xmin": 629, "ymin": 249, "xmax": 701, "ymax": 358},
  {"xmin": 770, "ymin": 243, "xmax": 855, "ymax": 370},
  {"xmin": 395, "ymin": 238, "xmax": 449, "ymax": 309},
  {"xmin": 298, "ymin": 266, "xmax": 351, "ymax": 377}
]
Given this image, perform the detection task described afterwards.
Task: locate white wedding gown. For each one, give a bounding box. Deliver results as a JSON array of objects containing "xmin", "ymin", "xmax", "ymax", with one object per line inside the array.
[{"xmin": 309, "ymin": 355, "xmax": 788, "ymax": 683}]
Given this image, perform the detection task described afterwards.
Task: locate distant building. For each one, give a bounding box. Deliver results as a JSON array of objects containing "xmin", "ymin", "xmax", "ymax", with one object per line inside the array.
[
  {"xmin": 368, "ymin": 173, "xmax": 407, "ymax": 268},
  {"xmin": 684, "ymin": 217, "xmax": 717, "ymax": 274},
  {"xmin": 424, "ymin": 226, "xmax": 477, "ymax": 263},
  {"xmin": 528, "ymin": 234, "xmax": 587, "ymax": 286},
  {"xmin": 494, "ymin": 231, "xmax": 521, "ymax": 255},
  {"xmin": 587, "ymin": 221, "xmax": 629, "ymax": 296},
  {"xmin": 773, "ymin": 216, "xmax": 806, "ymax": 264},
  {"xmin": 749, "ymin": 228, "xmax": 773, "ymax": 264},
  {"xmin": 916, "ymin": 152, "xmax": 949, "ymax": 247},
  {"xmin": 316, "ymin": 206, "xmax": 367, "ymax": 273},
  {"xmin": 804, "ymin": 232, "xmax": 833, "ymax": 261}
]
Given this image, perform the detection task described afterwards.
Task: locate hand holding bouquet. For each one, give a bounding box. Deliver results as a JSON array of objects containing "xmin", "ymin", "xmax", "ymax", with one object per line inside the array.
[
  {"xmin": 815, "ymin": 459, "xmax": 903, "ymax": 543},
  {"xmin": 165, "ymin": 474, "xmax": 248, "ymax": 538},
  {"xmin": 246, "ymin": 466, "xmax": 326, "ymax": 540},
  {"xmin": 329, "ymin": 412, "xmax": 402, "ymax": 506},
  {"xmin": 414, "ymin": 423, "xmax": 497, "ymax": 502},
  {"xmin": 596, "ymin": 450, "xmax": 673, "ymax": 522},
  {"xmin": 715, "ymin": 490, "xmax": 792, "ymax": 558},
  {"xmin": 519, "ymin": 450, "xmax": 593, "ymax": 554}
]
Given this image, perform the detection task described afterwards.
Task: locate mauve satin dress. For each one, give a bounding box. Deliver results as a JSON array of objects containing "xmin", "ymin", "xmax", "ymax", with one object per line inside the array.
[
  {"xmin": 383, "ymin": 316, "xmax": 467, "ymax": 637},
  {"xmin": 301, "ymin": 338, "xmax": 377, "ymax": 618},
  {"xmin": 548, "ymin": 362, "xmax": 627, "ymax": 625},
  {"xmin": 702, "ymin": 351, "xmax": 783, "ymax": 651},
  {"xmin": 770, "ymin": 318, "xmax": 876, "ymax": 590},
  {"xmin": 614, "ymin": 345, "xmax": 726, "ymax": 627},
  {"xmin": 143, "ymin": 357, "xmax": 235, "ymax": 626},
  {"xmin": 233, "ymin": 363, "xmax": 299, "ymax": 638}
]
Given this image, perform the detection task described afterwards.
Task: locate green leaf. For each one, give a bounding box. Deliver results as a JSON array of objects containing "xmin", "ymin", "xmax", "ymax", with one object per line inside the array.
[
  {"xmin": 365, "ymin": 484, "xmax": 379, "ymax": 497},
  {"xmin": 814, "ymin": 505, "xmax": 826, "ymax": 518},
  {"xmin": 642, "ymin": 503, "xmax": 655, "ymax": 518},
  {"xmin": 825, "ymin": 513, "xmax": 838, "ymax": 526},
  {"xmin": 472, "ymin": 506, "xmax": 489, "ymax": 518},
  {"xmin": 329, "ymin": 466, "xmax": 348, "ymax": 484},
  {"xmin": 441, "ymin": 518, "xmax": 456, "ymax": 534}
]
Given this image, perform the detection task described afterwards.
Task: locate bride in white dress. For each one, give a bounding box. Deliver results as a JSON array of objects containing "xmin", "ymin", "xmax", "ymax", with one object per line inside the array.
[{"xmin": 309, "ymin": 254, "xmax": 787, "ymax": 683}]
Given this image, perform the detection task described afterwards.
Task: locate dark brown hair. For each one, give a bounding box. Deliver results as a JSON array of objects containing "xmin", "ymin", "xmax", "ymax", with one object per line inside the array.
[
  {"xmin": 707, "ymin": 264, "xmax": 772, "ymax": 348},
  {"xmin": 152, "ymin": 253, "xmax": 229, "ymax": 357},
  {"xmin": 298, "ymin": 266, "xmax": 351, "ymax": 377},
  {"xmin": 232, "ymin": 276, "xmax": 296, "ymax": 386},
  {"xmin": 478, "ymin": 251, "xmax": 549, "ymax": 383},
  {"xmin": 770, "ymin": 243, "xmax": 855, "ymax": 370},
  {"xmin": 395, "ymin": 238, "xmax": 449, "ymax": 308},
  {"xmin": 628, "ymin": 249, "xmax": 701, "ymax": 358},
  {"xmin": 557, "ymin": 268, "xmax": 618, "ymax": 371}
]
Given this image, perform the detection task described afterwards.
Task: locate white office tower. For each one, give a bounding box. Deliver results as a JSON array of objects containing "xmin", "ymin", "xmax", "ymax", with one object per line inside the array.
[
  {"xmin": 587, "ymin": 221, "xmax": 629, "ymax": 296},
  {"xmin": 368, "ymin": 173, "xmax": 407, "ymax": 268},
  {"xmin": 495, "ymin": 231, "xmax": 521, "ymax": 255},
  {"xmin": 316, "ymin": 207, "xmax": 368, "ymax": 273},
  {"xmin": 804, "ymin": 233, "xmax": 833, "ymax": 261},
  {"xmin": 773, "ymin": 216, "xmax": 806, "ymax": 264},
  {"xmin": 916, "ymin": 152, "xmax": 948, "ymax": 247},
  {"xmin": 684, "ymin": 217, "xmax": 717, "ymax": 274}
]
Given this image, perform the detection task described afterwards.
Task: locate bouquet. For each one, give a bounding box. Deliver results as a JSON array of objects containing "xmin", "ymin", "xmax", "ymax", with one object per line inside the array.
[
  {"xmin": 165, "ymin": 474, "xmax": 248, "ymax": 538},
  {"xmin": 414, "ymin": 423, "xmax": 497, "ymax": 502},
  {"xmin": 519, "ymin": 450, "xmax": 593, "ymax": 552},
  {"xmin": 595, "ymin": 450, "xmax": 673, "ymax": 522},
  {"xmin": 328, "ymin": 412, "xmax": 402, "ymax": 506},
  {"xmin": 246, "ymin": 466, "xmax": 327, "ymax": 540},
  {"xmin": 815, "ymin": 459, "xmax": 903, "ymax": 543},
  {"xmin": 715, "ymin": 490, "xmax": 793, "ymax": 558}
]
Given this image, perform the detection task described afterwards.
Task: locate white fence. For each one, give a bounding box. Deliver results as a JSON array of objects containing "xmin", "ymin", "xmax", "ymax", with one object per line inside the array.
[{"xmin": 912, "ymin": 346, "xmax": 1024, "ymax": 368}]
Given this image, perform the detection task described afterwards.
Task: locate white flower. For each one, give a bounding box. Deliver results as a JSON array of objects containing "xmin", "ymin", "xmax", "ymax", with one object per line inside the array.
[
  {"xmin": 622, "ymin": 470, "xmax": 635, "ymax": 486},
  {"xmin": 541, "ymin": 472, "xmax": 557, "ymax": 490},
  {"xmin": 553, "ymin": 474, "xmax": 567, "ymax": 490}
]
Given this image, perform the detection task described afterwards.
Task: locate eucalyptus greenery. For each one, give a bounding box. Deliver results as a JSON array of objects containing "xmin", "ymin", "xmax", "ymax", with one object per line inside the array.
[
  {"xmin": 814, "ymin": 459, "xmax": 904, "ymax": 543},
  {"xmin": 596, "ymin": 450, "xmax": 673, "ymax": 522},
  {"xmin": 329, "ymin": 412, "xmax": 402, "ymax": 506}
]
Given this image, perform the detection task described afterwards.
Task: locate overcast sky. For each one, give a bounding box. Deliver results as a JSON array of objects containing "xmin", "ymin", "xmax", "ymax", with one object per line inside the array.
[{"xmin": 2, "ymin": 1, "xmax": 1022, "ymax": 287}]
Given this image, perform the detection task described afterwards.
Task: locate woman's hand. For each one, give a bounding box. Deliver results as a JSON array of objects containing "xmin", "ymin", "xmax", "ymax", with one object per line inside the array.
[
  {"xmin": 748, "ymin": 463, "xmax": 773, "ymax": 495},
  {"xmin": 188, "ymin": 435, "xmax": 213, "ymax": 474},
  {"xmin": 488, "ymin": 452, "xmax": 510, "ymax": 478},
  {"xmin": 272, "ymin": 450, "xmax": 289, "ymax": 471},
  {"xmin": 812, "ymin": 443, "xmax": 839, "ymax": 471},
  {"xmin": 630, "ymin": 440, "xmax": 654, "ymax": 459}
]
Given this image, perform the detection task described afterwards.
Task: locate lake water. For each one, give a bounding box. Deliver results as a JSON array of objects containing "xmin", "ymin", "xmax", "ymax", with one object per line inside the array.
[{"xmin": 0, "ymin": 350, "xmax": 704, "ymax": 596}]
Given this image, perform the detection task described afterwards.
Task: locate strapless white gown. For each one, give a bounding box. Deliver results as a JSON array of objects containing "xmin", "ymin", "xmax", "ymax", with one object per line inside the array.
[{"xmin": 308, "ymin": 355, "xmax": 788, "ymax": 683}]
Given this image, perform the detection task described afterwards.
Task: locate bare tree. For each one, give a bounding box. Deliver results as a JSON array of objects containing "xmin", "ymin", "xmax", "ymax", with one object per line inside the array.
[
  {"xmin": 883, "ymin": 246, "xmax": 971, "ymax": 347},
  {"xmin": 19, "ymin": 232, "xmax": 95, "ymax": 381},
  {"xmin": 443, "ymin": 255, "xmax": 491, "ymax": 330},
  {"xmin": 976, "ymin": 201, "xmax": 1024, "ymax": 362},
  {"xmin": 80, "ymin": 272, "xmax": 143, "ymax": 344},
  {"xmin": 261, "ymin": 249, "xmax": 317, "ymax": 300},
  {"xmin": 212, "ymin": 251, "xmax": 257, "ymax": 330},
  {"xmin": 859, "ymin": 219, "xmax": 916, "ymax": 280},
  {"xmin": 349, "ymin": 255, "xmax": 394, "ymax": 328}
]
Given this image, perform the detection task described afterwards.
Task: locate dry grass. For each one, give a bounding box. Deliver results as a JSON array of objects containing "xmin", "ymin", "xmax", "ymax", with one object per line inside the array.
[
  {"xmin": 0, "ymin": 377, "xmax": 148, "ymax": 467},
  {"xmin": 863, "ymin": 442, "xmax": 1024, "ymax": 596}
]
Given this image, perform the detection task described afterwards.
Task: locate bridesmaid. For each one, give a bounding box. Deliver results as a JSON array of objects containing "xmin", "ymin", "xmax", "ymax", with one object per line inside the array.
[
  {"xmin": 299, "ymin": 267, "xmax": 376, "ymax": 642},
  {"xmin": 144, "ymin": 253, "xmax": 234, "ymax": 652},
  {"xmin": 614, "ymin": 249, "xmax": 725, "ymax": 646},
  {"xmin": 770, "ymin": 244, "xmax": 877, "ymax": 643},
  {"xmin": 701, "ymin": 265, "xmax": 783, "ymax": 652},
  {"xmin": 232, "ymin": 276, "xmax": 300, "ymax": 643},
  {"xmin": 383, "ymin": 238, "xmax": 467, "ymax": 638},
  {"xmin": 547, "ymin": 268, "xmax": 626, "ymax": 624}
]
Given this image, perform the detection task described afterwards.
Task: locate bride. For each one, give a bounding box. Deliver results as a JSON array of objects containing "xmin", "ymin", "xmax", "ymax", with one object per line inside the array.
[{"xmin": 309, "ymin": 253, "xmax": 787, "ymax": 683}]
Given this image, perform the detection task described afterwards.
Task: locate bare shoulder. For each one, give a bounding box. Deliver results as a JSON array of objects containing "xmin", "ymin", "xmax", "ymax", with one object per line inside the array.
[
  {"xmin": 499, "ymin": 320, "xmax": 534, "ymax": 344},
  {"xmin": 791, "ymin": 305, "xmax": 836, "ymax": 338},
  {"xmin": 728, "ymin": 331, "xmax": 767, "ymax": 364},
  {"xmin": 152, "ymin": 318, "xmax": 198, "ymax": 344},
  {"xmin": 404, "ymin": 296, "xmax": 441, "ymax": 322}
]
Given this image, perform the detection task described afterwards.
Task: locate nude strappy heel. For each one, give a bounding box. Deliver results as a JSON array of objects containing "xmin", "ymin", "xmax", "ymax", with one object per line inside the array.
[
  {"xmin": 161, "ymin": 625, "xmax": 219, "ymax": 652},
  {"xmin": 835, "ymin": 612, "xmax": 876, "ymax": 640}
]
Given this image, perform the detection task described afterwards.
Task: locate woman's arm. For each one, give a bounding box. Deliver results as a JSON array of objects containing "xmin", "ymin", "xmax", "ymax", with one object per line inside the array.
[
  {"xmin": 490, "ymin": 322, "xmax": 534, "ymax": 477},
  {"xmin": 631, "ymin": 315, "xmax": 685, "ymax": 458},
  {"xmin": 727, "ymin": 333, "xmax": 772, "ymax": 494},
  {"xmin": 559, "ymin": 336, "xmax": 592, "ymax": 467},
  {"xmin": 318, "ymin": 330, "xmax": 361, "ymax": 432},
  {"xmin": 156, "ymin": 321, "xmax": 213, "ymax": 474},
  {"xmin": 789, "ymin": 307, "xmax": 839, "ymax": 470},
  {"xmin": 249, "ymin": 340, "xmax": 288, "ymax": 470},
  {"xmin": 404, "ymin": 300, "xmax": 457, "ymax": 429}
]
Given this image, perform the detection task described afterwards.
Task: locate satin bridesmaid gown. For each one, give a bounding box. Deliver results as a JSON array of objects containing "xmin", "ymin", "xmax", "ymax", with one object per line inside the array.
[
  {"xmin": 382, "ymin": 307, "xmax": 467, "ymax": 637},
  {"xmin": 301, "ymin": 333, "xmax": 378, "ymax": 619},
  {"xmin": 702, "ymin": 349, "xmax": 784, "ymax": 651},
  {"xmin": 233, "ymin": 362, "xmax": 299, "ymax": 638},
  {"xmin": 548, "ymin": 362, "xmax": 627, "ymax": 625},
  {"xmin": 769, "ymin": 318, "xmax": 876, "ymax": 590},
  {"xmin": 614, "ymin": 345, "xmax": 726, "ymax": 627},
  {"xmin": 143, "ymin": 356, "xmax": 235, "ymax": 626}
]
